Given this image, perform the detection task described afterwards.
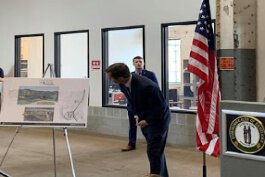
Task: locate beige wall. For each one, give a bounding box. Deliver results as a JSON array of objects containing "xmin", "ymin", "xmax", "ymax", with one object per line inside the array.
[
  {"xmin": 26, "ymin": 37, "xmax": 43, "ymax": 78},
  {"xmin": 20, "ymin": 37, "xmax": 43, "ymax": 78}
]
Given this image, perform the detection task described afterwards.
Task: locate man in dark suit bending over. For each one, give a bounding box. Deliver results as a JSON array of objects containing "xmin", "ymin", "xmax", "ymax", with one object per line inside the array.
[
  {"xmin": 121, "ymin": 56, "xmax": 159, "ymax": 152},
  {"xmin": 106, "ymin": 63, "xmax": 170, "ymax": 177}
]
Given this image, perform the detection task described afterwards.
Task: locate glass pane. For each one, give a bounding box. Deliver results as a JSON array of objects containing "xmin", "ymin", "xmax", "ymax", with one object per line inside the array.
[
  {"xmin": 108, "ymin": 28, "xmax": 143, "ymax": 72},
  {"xmin": 18, "ymin": 36, "xmax": 43, "ymax": 78},
  {"xmin": 103, "ymin": 27, "xmax": 144, "ymax": 106},
  {"xmin": 60, "ymin": 32, "xmax": 88, "ymax": 78},
  {"xmin": 166, "ymin": 23, "xmax": 214, "ymax": 112},
  {"xmin": 168, "ymin": 39, "xmax": 181, "ymax": 83},
  {"xmin": 167, "ymin": 24, "xmax": 197, "ymax": 111}
]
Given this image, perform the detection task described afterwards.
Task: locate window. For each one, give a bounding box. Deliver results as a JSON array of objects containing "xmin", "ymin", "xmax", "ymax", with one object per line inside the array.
[
  {"xmin": 54, "ymin": 30, "xmax": 89, "ymax": 78},
  {"xmin": 162, "ymin": 22, "xmax": 198, "ymax": 113},
  {"xmin": 162, "ymin": 21, "xmax": 215, "ymax": 113},
  {"xmin": 102, "ymin": 26, "xmax": 145, "ymax": 107},
  {"xmin": 15, "ymin": 34, "xmax": 44, "ymax": 78},
  {"xmin": 168, "ymin": 39, "xmax": 181, "ymax": 83}
]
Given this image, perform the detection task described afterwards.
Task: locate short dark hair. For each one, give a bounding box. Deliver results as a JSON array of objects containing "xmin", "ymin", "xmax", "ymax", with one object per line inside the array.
[
  {"xmin": 132, "ymin": 56, "xmax": 143, "ymax": 61},
  {"xmin": 105, "ymin": 63, "xmax": 130, "ymax": 79}
]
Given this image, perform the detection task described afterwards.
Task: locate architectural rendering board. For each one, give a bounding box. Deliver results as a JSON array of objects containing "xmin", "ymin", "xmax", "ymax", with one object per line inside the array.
[{"xmin": 0, "ymin": 78, "xmax": 89, "ymax": 127}]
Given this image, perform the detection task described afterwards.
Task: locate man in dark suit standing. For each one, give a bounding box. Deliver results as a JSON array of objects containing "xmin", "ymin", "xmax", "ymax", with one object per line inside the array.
[
  {"xmin": 106, "ymin": 63, "xmax": 170, "ymax": 177},
  {"xmin": 0, "ymin": 67, "xmax": 3, "ymax": 108},
  {"xmin": 121, "ymin": 56, "xmax": 159, "ymax": 152},
  {"xmin": 0, "ymin": 67, "xmax": 4, "ymax": 78},
  {"xmin": 0, "ymin": 67, "xmax": 4, "ymax": 83}
]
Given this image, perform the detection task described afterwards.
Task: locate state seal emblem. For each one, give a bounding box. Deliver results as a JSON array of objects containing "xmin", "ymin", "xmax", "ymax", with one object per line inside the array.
[{"xmin": 229, "ymin": 115, "xmax": 265, "ymax": 154}]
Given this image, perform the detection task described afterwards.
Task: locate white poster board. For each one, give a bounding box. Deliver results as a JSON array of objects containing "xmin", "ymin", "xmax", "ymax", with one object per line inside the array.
[{"xmin": 0, "ymin": 78, "xmax": 89, "ymax": 127}]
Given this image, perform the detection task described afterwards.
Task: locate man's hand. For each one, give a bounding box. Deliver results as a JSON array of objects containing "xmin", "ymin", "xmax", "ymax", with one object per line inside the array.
[
  {"xmin": 137, "ymin": 120, "xmax": 148, "ymax": 128},
  {"xmin": 134, "ymin": 115, "xmax": 148, "ymax": 128},
  {"xmin": 0, "ymin": 78, "xmax": 3, "ymax": 82}
]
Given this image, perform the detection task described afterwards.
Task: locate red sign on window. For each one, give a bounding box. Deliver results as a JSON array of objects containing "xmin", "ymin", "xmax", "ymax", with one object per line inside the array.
[
  {"xmin": 112, "ymin": 92, "xmax": 126, "ymax": 105},
  {"xmin": 91, "ymin": 60, "xmax": 101, "ymax": 69}
]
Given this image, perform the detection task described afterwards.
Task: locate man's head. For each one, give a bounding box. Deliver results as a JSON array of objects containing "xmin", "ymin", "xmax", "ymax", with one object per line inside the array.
[
  {"xmin": 105, "ymin": 63, "xmax": 131, "ymax": 84},
  {"xmin": 133, "ymin": 56, "xmax": 144, "ymax": 71}
]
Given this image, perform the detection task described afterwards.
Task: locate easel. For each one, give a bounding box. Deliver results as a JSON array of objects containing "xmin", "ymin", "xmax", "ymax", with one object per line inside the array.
[
  {"xmin": 0, "ymin": 64, "xmax": 76, "ymax": 177},
  {"xmin": 0, "ymin": 170, "xmax": 10, "ymax": 177}
]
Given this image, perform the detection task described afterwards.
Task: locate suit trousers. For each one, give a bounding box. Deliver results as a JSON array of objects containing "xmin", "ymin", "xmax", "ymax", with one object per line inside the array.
[
  {"xmin": 128, "ymin": 111, "xmax": 137, "ymax": 147},
  {"xmin": 141, "ymin": 116, "xmax": 170, "ymax": 177}
]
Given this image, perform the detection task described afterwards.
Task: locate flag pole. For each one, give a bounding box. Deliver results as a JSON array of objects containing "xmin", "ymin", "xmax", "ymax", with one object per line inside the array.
[{"xmin": 203, "ymin": 152, "xmax": 207, "ymax": 177}]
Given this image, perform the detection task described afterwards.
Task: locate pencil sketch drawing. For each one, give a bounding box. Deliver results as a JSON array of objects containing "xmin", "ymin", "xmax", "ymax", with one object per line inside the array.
[{"xmin": 60, "ymin": 90, "xmax": 86, "ymax": 121}]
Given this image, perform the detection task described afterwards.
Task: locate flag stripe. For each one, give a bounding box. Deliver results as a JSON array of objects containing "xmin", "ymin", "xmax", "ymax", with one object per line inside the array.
[
  {"xmin": 187, "ymin": 65, "xmax": 208, "ymax": 83},
  {"xmin": 188, "ymin": 56, "xmax": 208, "ymax": 75},
  {"xmin": 193, "ymin": 33, "xmax": 208, "ymax": 46},
  {"xmin": 196, "ymin": 116, "xmax": 208, "ymax": 145},
  {"xmin": 191, "ymin": 43, "xmax": 209, "ymax": 62},
  {"xmin": 193, "ymin": 38, "xmax": 208, "ymax": 52},
  {"xmin": 205, "ymin": 135, "xmax": 219, "ymax": 155},
  {"xmin": 207, "ymin": 76, "xmax": 220, "ymax": 134},
  {"xmin": 190, "ymin": 50, "xmax": 208, "ymax": 66}
]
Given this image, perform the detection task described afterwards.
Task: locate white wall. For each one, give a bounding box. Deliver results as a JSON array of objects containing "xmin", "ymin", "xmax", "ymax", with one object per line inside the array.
[
  {"xmin": 0, "ymin": 0, "xmax": 216, "ymax": 106},
  {"xmin": 257, "ymin": 0, "xmax": 265, "ymax": 101}
]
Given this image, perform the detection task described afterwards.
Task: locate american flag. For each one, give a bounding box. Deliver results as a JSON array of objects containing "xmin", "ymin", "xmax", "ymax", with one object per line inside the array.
[{"xmin": 187, "ymin": 0, "xmax": 220, "ymax": 157}]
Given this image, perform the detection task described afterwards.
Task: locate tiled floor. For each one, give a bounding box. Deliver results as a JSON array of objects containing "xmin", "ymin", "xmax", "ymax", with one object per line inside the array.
[{"xmin": 0, "ymin": 127, "xmax": 220, "ymax": 177}]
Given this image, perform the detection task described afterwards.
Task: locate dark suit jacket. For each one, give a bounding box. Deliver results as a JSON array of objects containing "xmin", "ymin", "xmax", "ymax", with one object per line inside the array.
[
  {"xmin": 0, "ymin": 68, "xmax": 4, "ymax": 78},
  {"xmin": 127, "ymin": 69, "xmax": 158, "ymax": 112},
  {"xmin": 132, "ymin": 69, "xmax": 158, "ymax": 85},
  {"xmin": 120, "ymin": 74, "xmax": 169, "ymax": 125}
]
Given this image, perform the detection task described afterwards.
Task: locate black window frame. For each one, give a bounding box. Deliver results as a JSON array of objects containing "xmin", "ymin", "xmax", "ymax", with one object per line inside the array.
[
  {"xmin": 54, "ymin": 29, "xmax": 89, "ymax": 78},
  {"xmin": 162, "ymin": 20, "xmax": 216, "ymax": 114},
  {"xmin": 14, "ymin": 33, "xmax": 45, "ymax": 77},
  {"xmin": 102, "ymin": 25, "xmax": 145, "ymax": 108},
  {"xmin": 162, "ymin": 21, "xmax": 200, "ymax": 115}
]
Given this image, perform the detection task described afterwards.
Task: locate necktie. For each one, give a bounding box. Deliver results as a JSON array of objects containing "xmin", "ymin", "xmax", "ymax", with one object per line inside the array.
[{"xmin": 125, "ymin": 87, "xmax": 131, "ymax": 99}]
